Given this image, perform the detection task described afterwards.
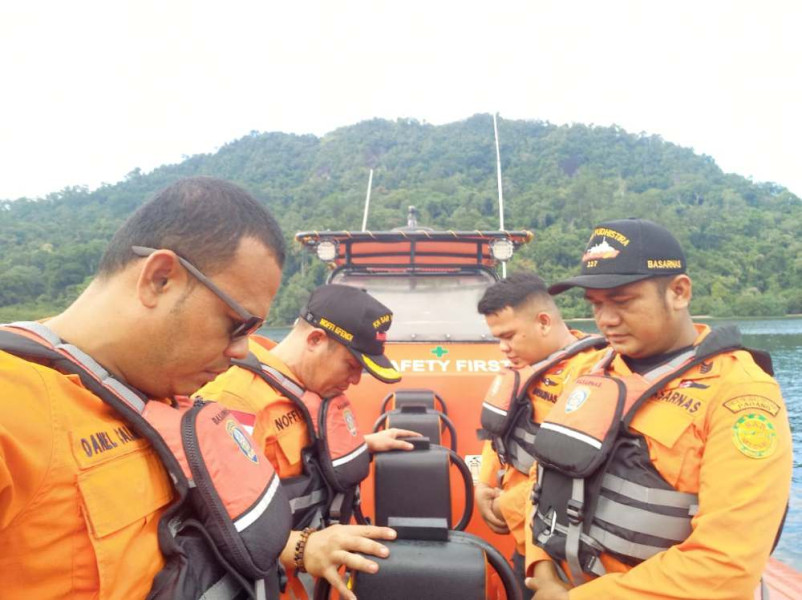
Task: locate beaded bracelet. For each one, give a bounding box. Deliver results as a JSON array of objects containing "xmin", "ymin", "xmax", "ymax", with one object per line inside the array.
[{"xmin": 294, "ymin": 527, "xmax": 316, "ymax": 573}]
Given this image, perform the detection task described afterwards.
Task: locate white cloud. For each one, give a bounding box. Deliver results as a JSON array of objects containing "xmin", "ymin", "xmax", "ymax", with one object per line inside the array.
[{"xmin": 1, "ymin": 0, "xmax": 800, "ymax": 199}]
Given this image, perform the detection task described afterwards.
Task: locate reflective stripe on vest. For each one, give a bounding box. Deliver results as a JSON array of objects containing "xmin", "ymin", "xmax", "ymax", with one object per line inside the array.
[
  {"xmin": 1, "ymin": 322, "xmax": 292, "ymax": 598},
  {"xmin": 480, "ymin": 335, "xmax": 607, "ymax": 474},
  {"xmin": 532, "ymin": 326, "xmax": 749, "ymax": 582},
  {"xmin": 233, "ymin": 353, "xmax": 370, "ymax": 527}
]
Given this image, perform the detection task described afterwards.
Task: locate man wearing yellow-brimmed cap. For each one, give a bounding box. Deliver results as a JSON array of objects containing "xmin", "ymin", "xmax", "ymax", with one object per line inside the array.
[{"xmin": 199, "ymin": 284, "xmax": 416, "ymax": 600}]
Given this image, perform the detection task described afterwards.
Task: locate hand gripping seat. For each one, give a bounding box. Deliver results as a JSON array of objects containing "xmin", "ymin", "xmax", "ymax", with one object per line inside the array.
[{"xmin": 313, "ymin": 518, "xmax": 522, "ymax": 600}]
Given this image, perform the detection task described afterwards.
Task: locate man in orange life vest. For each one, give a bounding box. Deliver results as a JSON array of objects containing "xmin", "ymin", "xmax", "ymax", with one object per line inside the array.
[
  {"xmin": 525, "ymin": 218, "xmax": 792, "ymax": 600},
  {"xmin": 199, "ymin": 284, "xmax": 419, "ymax": 600},
  {"xmin": 475, "ymin": 272, "xmax": 606, "ymax": 590},
  {"xmin": 0, "ymin": 177, "xmax": 289, "ymax": 598}
]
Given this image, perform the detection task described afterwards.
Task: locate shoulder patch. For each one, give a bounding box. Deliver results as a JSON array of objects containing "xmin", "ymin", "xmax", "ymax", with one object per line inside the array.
[
  {"xmin": 226, "ymin": 419, "xmax": 259, "ymax": 464},
  {"xmin": 565, "ymin": 387, "xmax": 590, "ymax": 413},
  {"xmin": 731, "ymin": 413, "xmax": 778, "ymax": 459},
  {"xmin": 724, "ymin": 395, "xmax": 780, "ymax": 417}
]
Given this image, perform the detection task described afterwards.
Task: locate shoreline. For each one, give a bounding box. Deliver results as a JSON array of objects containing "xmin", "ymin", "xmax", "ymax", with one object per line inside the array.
[{"xmin": 566, "ymin": 314, "xmax": 802, "ymax": 323}]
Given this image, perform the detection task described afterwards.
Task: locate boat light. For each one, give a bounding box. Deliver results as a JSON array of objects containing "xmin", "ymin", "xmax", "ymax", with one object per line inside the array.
[
  {"xmin": 490, "ymin": 238, "xmax": 514, "ymax": 262},
  {"xmin": 316, "ymin": 240, "xmax": 338, "ymax": 262}
]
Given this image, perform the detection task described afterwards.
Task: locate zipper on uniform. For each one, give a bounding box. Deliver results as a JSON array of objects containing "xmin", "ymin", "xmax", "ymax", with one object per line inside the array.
[{"xmin": 180, "ymin": 402, "xmax": 253, "ymax": 573}]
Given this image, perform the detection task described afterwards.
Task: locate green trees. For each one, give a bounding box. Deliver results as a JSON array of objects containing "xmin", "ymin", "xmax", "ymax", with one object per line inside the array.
[{"xmin": 1, "ymin": 115, "xmax": 800, "ymax": 322}]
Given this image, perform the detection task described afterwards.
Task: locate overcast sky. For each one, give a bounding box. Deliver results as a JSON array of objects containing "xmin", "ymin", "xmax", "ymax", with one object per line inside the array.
[{"xmin": 1, "ymin": 0, "xmax": 800, "ymax": 201}]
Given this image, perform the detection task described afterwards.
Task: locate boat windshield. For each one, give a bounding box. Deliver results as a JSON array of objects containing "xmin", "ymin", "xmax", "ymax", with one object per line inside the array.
[{"xmin": 331, "ymin": 270, "xmax": 497, "ymax": 342}]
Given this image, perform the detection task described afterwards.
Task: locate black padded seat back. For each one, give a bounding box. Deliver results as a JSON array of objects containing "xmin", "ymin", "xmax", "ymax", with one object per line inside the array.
[
  {"xmin": 350, "ymin": 537, "xmax": 486, "ymax": 599},
  {"xmin": 387, "ymin": 406, "xmax": 442, "ymax": 444},
  {"xmin": 374, "ymin": 441, "xmax": 451, "ymax": 527},
  {"xmin": 392, "ymin": 389, "xmax": 438, "ymax": 410}
]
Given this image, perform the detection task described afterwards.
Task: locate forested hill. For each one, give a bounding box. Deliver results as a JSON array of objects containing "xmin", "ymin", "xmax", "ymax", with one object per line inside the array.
[{"xmin": 1, "ymin": 114, "xmax": 801, "ymax": 322}]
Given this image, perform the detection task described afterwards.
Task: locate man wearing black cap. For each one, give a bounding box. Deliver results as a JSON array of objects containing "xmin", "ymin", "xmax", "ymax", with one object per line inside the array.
[
  {"xmin": 524, "ymin": 219, "xmax": 792, "ymax": 600},
  {"xmin": 198, "ymin": 284, "xmax": 416, "ymax": 600}
]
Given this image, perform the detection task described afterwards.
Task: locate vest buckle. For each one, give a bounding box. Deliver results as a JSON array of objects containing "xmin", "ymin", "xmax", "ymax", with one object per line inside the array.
[{"xmin": 566, "ymin": 499, "xmax": 584, "ymax": 525}]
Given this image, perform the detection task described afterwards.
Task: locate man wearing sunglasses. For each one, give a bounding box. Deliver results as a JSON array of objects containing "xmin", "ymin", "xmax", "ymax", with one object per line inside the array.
[{"xmin": 0, "ymin": 177, "xmax": 289, "ymax": 599}]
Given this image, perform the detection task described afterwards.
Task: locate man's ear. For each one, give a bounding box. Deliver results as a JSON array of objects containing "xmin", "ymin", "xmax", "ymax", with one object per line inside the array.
[
  {"xmin": 306, "ymin": 328, "xmax": 328, "ymax": 350},
  {"xmin": 135, "ymin": 250, "xmax": 186, "ymax": 308},
  {"xmin": 667, "ymin": 274, "xmax": 693, "ymax": 311},
  {"xmin": 536, "ymin": 310, "xmax": 552, "ymax": 334}
]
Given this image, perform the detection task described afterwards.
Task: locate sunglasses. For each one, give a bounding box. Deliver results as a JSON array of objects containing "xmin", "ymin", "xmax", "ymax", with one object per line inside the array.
[{"xmin": 132, "ymin": 246, "xmax": 264, "ymax": 340}]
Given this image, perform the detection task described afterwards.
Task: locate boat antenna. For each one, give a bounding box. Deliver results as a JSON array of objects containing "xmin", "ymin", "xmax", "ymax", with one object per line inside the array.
[
  {"xmin": 493, "ymin": 113, "xmax": 507, "ymax": 278},
  {"xmin": 361, "ymin": 168, "xmax": 374, "ymax": 232}
]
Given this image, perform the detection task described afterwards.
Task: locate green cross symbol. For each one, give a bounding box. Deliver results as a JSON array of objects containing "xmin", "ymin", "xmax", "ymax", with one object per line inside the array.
[{"xmin": 431, "ymin": 346, "xmax": 449, "ymax": 358}]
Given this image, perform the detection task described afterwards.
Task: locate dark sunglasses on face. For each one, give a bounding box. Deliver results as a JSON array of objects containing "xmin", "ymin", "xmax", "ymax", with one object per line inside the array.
[{"xmin": 132, "ymin": 246, "xmax": 264, "ymax": 340}]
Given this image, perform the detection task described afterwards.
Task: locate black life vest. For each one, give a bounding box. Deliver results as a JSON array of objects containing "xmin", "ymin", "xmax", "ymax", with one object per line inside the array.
[
  {"xmin": 232, "ymin": 353, "xmax": 371, "ymax": 529},
  {"xmin": 480, "ymin": 335, "xmax": 607, "ymax": 475},
  {"xmin": 530, "ymin": 326, "xmax": 773, "ymax": 585},
  {"xmin": 0, "ymin": 322, "xmax": 293, "ymax": 600}
]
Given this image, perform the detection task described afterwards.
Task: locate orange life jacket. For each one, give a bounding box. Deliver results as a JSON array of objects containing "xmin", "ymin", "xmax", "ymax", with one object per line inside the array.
[
  {"xmin": 233, "ymin": 353, "xmax": 371, "ymax": 529},
  {"xmin": 530, "ymin": 326, "xmax": 774, "ymax": 586},
  {"xmin": 0, "ymin": 322, "xmax": 293, "ymax": 600},
  {"xmin": 480, "ymin": 335, "xmax": 607, "ymax": 474}
]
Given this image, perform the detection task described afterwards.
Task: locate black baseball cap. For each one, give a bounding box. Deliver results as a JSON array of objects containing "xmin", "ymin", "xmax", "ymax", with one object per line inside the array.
[
  {"xmin": 549, "ymin": 218, "xmax": 686, "ymax": 295},
  {"xmin": 300, "ymin": 284, "xmax": 402, "ymax": 383}
]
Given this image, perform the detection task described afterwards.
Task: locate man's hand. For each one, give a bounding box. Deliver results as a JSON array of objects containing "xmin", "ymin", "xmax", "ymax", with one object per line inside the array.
[
  {"xmin": 526, "ymin": 560, "xmax": 572, "ymax": 600},
  {"xmin": 364, "ymin": 428, "xmax": 420, "ymax": 452},
  {"xmin": 475, "ymin": 482, "xmax": 510, "ymax": 534},
  {"xmin": 290, "ymin": 524, "xmax": 397, "ymax": 600}
]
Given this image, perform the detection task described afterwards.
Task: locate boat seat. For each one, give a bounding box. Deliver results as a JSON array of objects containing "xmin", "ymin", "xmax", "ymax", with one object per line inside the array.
[
  {"xmin": 313, "ymin": 518, "xmax": 523, "ymax": 600},
  {"xmin": 372, "ymin": 437, "xmax": 473, "ymax": 530},
  {"xmin": 374, "ymin": 388, "xmax": 457, "ymax": 449}
]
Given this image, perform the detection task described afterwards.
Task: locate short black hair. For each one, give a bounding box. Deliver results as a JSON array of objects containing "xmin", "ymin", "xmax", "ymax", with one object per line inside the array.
[
  {"xmin": 477, "ymin": 272, "xmax": 552, "ymax": 315},
  {"xmin": 97, "ymin": 177, "xmax": 285, "ymax": 277}
]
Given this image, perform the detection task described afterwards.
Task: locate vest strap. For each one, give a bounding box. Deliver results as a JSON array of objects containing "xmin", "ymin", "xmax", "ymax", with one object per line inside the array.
[
  {"xmin": 512, "ymin": 426, "xmax": 536, "ymax": 445},
  {"xmin": 595, "ymin": 495, "xmax": 693, "ymax": 543},
  {"xmin": 198, "ymin": 572, "xmax": 242, "ymax": 600},
  {"xmin": 587, "ymin": 524, "xmax": 669, "ymax": 562},
  {"xmin": 9, "ymin": 321, "xmax": 148, "ymax": 413},
  {"xmin": 254, "ymin": 580, "xmax": 266, "ymax": 600},
  {"xmin": 507, "ymin": 439, "xmax": 535, "ymax": 474},
  {"xmin": 565, "ymin": 478, "xmax": 586, "ymax": 587},
  {"xmin": 329, "ymin": 492, "xmax": 346, "ymax": 521},
  {"xmin": 536, "ymin": 510, "xmax": 605, "ymax": 553},
  {"xmin": 289, "ymin": 489, "xmax": 327, "ymax": 514},
  {"xmin": 601, "ymin": 473, "xmax": 698, "ymax": 510}
]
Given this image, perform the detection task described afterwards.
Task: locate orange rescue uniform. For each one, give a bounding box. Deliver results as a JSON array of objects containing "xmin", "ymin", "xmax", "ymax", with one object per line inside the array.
[
  {"xmin": 525, "ymin": 325, "xmax": 793, "ymax": 600},
  {"xmin": 478, "ymin": 332, "xmax": 604, "ymax": 556},
  {"xmin": 198, "ymin": 336, "xmax": 312, "ymax": 478},
  {"xmin": 0, "ymin": 350, "xmax": 173, "ymax": 599}
]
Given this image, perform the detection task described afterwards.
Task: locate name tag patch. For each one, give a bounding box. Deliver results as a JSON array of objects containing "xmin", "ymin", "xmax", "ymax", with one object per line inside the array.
[
  {"xmin": 71, "ymin": 424, "xmax": 147, "ymax": 469},
  {"xmin": 724, "ymin": 395, "xmax": 781, "ymax": 417}
]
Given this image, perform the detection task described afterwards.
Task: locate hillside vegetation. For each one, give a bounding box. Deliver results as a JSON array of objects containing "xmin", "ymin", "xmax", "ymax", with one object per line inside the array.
[{"xmin": 1, "ymin": 114, "xmax": 800, "ymax": 323}]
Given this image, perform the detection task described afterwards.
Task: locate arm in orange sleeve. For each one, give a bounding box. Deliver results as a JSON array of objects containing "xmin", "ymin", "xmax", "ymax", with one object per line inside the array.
[
  {"xmin": 570, "ymin": 378, "xmax": 792, "ymax": 600},
  {"xmin": 0, "ymin": 363, "xmax": 54, "ymax": 528},
  {"xmin": 478, "ymin": 440, "xmax": 503, "ymax": 487}
]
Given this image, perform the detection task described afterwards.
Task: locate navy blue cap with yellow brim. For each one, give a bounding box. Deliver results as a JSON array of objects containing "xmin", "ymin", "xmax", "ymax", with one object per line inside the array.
[{"xmin": 349, "ymin": 348, "xmax": 402, "ymax": 383}]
